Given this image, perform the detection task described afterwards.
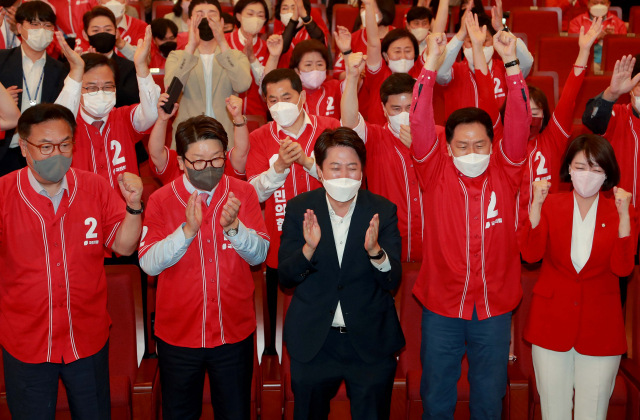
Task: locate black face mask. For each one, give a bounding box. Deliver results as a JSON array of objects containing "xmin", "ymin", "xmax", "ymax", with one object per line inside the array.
[
  {"xmin": 198, "ymin": 19, "xmax": 214, "ymax": 41},
  {"xmin": 158, "ymin": 41, "xmax": 177, "ymax": 57},
  {"xmin": 88, "ymin": 32, "xmax": 116, "ymax": 54}
]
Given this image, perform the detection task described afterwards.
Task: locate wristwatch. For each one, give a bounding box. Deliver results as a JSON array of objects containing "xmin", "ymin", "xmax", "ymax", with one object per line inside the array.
[
  {"xmin": 504, "ymin": 59, "xmax": 520, "ymax": 68},
  {"xmin": 232, "ymin": 115, "xmax": 247, "ymax": 127},
  {"xmin": 225, "ymin": 227, "xmax": 239, "ymax": 237},
  {"xmin": 501, "ymin": 25, "xmax": 510, "ymax": 32},
  {"xmin": 126, "ymin": 203, "xmax": 144, "ymax": 215},
  {"xmin": 368, "ymin": 249, "xmax": 385, "ymax": 260}
]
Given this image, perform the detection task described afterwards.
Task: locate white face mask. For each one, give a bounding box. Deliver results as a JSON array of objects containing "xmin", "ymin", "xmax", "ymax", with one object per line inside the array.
[
  {"xmin": 570, "ymin": 169, "xmax": 606, "ymax": 198},
  {"xmin": 299, "ymin": 70, "xmax": 326, "ymax": 90},
  {"xmin": 387, "ymin": 58, "xmax": 413, "ymax": 74},
  {"xmin": 360, "ymin": 10, "xmax": 381, "ymax": 28},
  {"xmin": 280, "ymin": 12, "xmax": 294, "ymax": 27},
  {"xmin": 410, "ymin": 27, "xmax": 429, "ymax": 42},
  {"xmin": 241, "ymin": 16, "xmax": 265, "ymax": 35},
  {"xmin": 104, "ymin": 0, "xmax": 126, "ymax": 19},
  {"xmin": 590, "ymin": 4, "xmax": 608, "ymax": 17},
  {"xmin": 82, "ymin": 91, "xmax": 116, "ymax": 118},
  {"xmin": 388, "ymin": 111, "xmax": 409, "ymax": 135},
  {"xmin": 463, "ymin": 46, "xmax": 494, "ymax": 69},
  {"xmin": 449, "ymin": 144, "xmax": 491, "ymax": 178},
  {"xmin": 24, "ymin": 28, "xmax": 53, "ymax": 52},
  {"xmin": 323, "ymin": 176, "xmax": 362, "ymax": 202},
  {"xmin": 269, "ymin": 95, "xmax": 302, "ymax": 128}
]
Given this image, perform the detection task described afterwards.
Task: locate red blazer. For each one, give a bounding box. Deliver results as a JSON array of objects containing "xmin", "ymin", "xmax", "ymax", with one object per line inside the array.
[{"xmin": 520, "ymin": 192, "xmax": 635, "ymax": 356}]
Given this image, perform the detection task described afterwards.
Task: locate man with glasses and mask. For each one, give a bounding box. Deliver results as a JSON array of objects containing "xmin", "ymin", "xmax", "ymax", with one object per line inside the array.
[
  {"xmin": 139, "ymin": 115, "xmax": 269, "ymax": 419},
  {"xmin": 55, "ymin": 25, "xmax": 160, "ymax": 197},
  {"xmin": 165, "ymin": 0, "xmax": 251, "ymax": 147},
  {"xmin": 245, "ymin": 68, "xmax": 340, "ymax": 353},
  {"xmin": 0, "ymin": 103, "xmax": 144, "ymax": 419},
  {"xmin": 0, "ymin": 1, "xmax": 69, "ymax": 177}
]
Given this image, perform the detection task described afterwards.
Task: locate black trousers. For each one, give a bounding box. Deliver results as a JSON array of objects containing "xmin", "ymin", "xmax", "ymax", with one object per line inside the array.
[
  {"xmin": 290, "ymin": 328, "xmax": 397, "ymax": 420},
  {"xmin": 0, "ymin": 147, "xmax": 27, "ymax": 178},
  {"xmin": 3, "ymin": 341, "xmax": 111, "ymax": 420},
  {"xmin": 266, "ymin": 266, "xmax": 279, "ymax": 352},
  {"xmin": 157, "ymin": 334, "xmax": 254, "ymax": 420}
]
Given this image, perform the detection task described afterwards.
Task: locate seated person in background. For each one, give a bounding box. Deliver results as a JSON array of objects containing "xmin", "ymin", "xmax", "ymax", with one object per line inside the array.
[
  {"xmin": 583, "ymin": 54, "xmax": 640, "ymax": 209},
  {"xmin": 0, "ymin": 103, "xmax": 143, "ymax": 420},
  {"xmin": 0, "ymin": 1, "xmax": 68, "ymax": 177},
  {"xmin": 139, "ymin": 115, "xmax": 269, "ymax": 420},
  {"xmin": 521, "ymin": 135, "xmax": 634, "ymax": 420},
  {"xmin": 163, "ymin": 0, "xmax": 190, "ymax": 33},
  {"xmin": 221, "ymin": 12, "xmax": 237, "ymax": 33},
  {"xmin": 265, "ymin": 37, "xmax": 342, "ymax": 120},
  {"xmin": 507, "ymin": 18, "xmax": 602, "ymax": 230},
  {"xmin": 225, "ymin": 0, "xmax": 269, "ymax": 119},
  {"xmin": 332, "ymin": 0, "xmax": 396, "ymax": 80},
  {"xmin": 165, "ymin": 0, "xmax": 252, "ymax": 147},
  {"xmin": 0, "ymin": 0, "xmax": 22, "ymax": 49},
  {"xmin": 437, "ymin": 10, "xmax": 533, "ymax": 120},
  {"xmin": 406, "ymin": 6, "xmax": 432, "ymax": 55},
  {"xmin": 55, "ymin": 28, "xmax": 160, "ymax": 196},
  {"xmin": 149, "ymin": 18, "xmax": 178, "ymax": 69},
  {"xmin": 77, "ymin": 0, "xmax": 149, "ymax": 59},
  {"xmin": 148, "ymin": 94, "xmax": 250, "ymax": 184},
  {"xmin": 81, "ymin": 7, "xmax": 140, "ymax": 107},
  {"xmin": 569, "ymin": 0, "xmax": 626, "ymax": 71},
  {"xmin": 342, "ymin": 52, "xmax": 423, "ymax": 262},
  {"xmin": 273, "ymin": 0, "xmax": 328, "ymax": 69}
]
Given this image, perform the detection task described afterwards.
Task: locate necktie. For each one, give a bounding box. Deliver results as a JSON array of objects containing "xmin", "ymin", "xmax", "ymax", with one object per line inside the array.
[
  {"xmin": 91, "ymin": 120, "xmax": 104, "ymax": 131},
  {"xmin": 199, "ymin": 193, "xmax": 209, "ymax": 209}
]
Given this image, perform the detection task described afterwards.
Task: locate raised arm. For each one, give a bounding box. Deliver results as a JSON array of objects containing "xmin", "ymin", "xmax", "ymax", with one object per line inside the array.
[
  {"xmin": 149, "ymin": 93, "xmax": 178, "ymax": 173},
  {"xmin": 468, "ymin": 15, "xmax": 500, "ymax": 129},
  {"xmin": 411, "ymin": 33, "xmax": 447, "ymax": 159},
  {"xmin": 431, "ymin": 0, "xmax": 449, "ymax": 34},
  {"xmin": 494, "ymin": 30, "xmax": 530, "ymax": 162},
  {"xmin": 53, "ymin": 31, "xmax": 85, "ymax": 118},
  {"xmin": 0, "ymin": 82, "xmax": 20, "ymax": 131},
  {"xmin": 363, "ymin": 0, "xmax": 382, "ymax": 69},
  {"xmin": 341, "ymin": 52, "xmax": 366, "ymax": 129},
  {"xmin": 436, "ymin": 8, "xmax": 469, "ymax": 85},
  {"xmin": 263, "ymin": 35, "xmax": 284, "ymax": 78},
  {"xmin": 132, "ymin": 26, "xmax": 161, "ymax": 132},
  {"xmin": 520, "ymin": 180, "xmax": 549, "ymax": 263},
  {"xmin": 226, "ymin": 95, "xmax": 249, "ymax": 174}
]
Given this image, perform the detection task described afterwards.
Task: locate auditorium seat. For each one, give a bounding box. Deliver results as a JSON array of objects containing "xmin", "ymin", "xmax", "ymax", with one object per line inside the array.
[
  {"xmin": 246, "ymin": 115, "xmax": 267, "ymax": 134},
  {"xmin": 152, "ymin": 1, "xmax": 174, "ymax": 20},
  {"xmin": 630, "ymin": 6, "xmax": 640, "ymax": 35},
  {"xmin": 129, "ymin": 1, "xmax": 144, "ymax": 19},
  {"xmin": 510, "ymin": 264, "xmax": 639, "ymax": 420},
  {"xmin": 331, "ymin": 4, "xmax": 360, "ymax": 51},
  {"xmin": 572, "ymin": 75, "xmax": 630, "ymax": 121},
  {"xmin": 393, "ymin": 5, "xmax": 412, "ymax": 29},
  {"xmin": 501, "ymin": 0, "xmax": 536, "ymax": 11},
  {"xmin": 601, "ymin": 35, "xmax": 640, "ymax": 73},
  {"xmin": 525, "ymin": 71, "xmax": 559, "ymax": 112},
  {"xmin": 509, "ymin": 7, "xmax": 561, "ymax": 58},
  {"xmin": 535, "ymin": 35, "xmax": 593, "ymax": 90}
]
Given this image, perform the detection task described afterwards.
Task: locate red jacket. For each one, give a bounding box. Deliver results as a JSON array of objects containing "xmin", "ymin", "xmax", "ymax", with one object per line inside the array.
[
  {"xmin": 568, "ymin": 11, "xmax": 626, "ymax": 35},
  {"xmin": 520, "ymin": 192, "xmax": 635, "ymax": 356}
]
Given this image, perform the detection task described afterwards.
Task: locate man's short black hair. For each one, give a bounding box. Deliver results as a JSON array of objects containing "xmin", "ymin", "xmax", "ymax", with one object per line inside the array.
[
  {"xmin": 233, "ymin": 0, "xmax": 268, "ymax": 18},
  {"xmin": 151, "ymin": 18, "xmax": 179, "ymax": 40},
  {"xmin": 83, "ymin": 6, "xmax": 116, "ymax": 32},
  {"xmin": 477, "ymin": 13, "xmax": 497, "ymax": 36},
  {"xmin": 314, "ymin": 127, "xmax": 367, "ymax": 168},
  {"xmin": 560, "ymin": 134, "xmax": 620, "ymax": 191},
  {"xmin": 15, "ymin": 1, "xmax": 56, "ymax": 26},
  {"xmin": 354, "ymin": 0, "xmax": 395, "ymax": 30},
  {"xmin": 220, "ymin": 12, "xmax": 237, "ymax": 28},
  {"xmin": 18, "ymin": 104, "xmax": 77, "ymax": 140},
  {"xmin": 261, "ymin": 68, "xmax": 303, "ymax": 96},
  {"xmin": 381, "ymin": 29, "xmax": 419, "ymax": 61},
  {"xmin": 445, "ymin": 107, "xmax": 494, "ymax": 143},
  {"xmin": 188, "ymin": 0, "xmax": 222, "ymax": 18},
  {"xmin": 82, "ymin": 53, "xmax": 120, "ymax": 84},
  {"xmin": 275, "ymin": 0, "xmax": 310, "ymax": 21},
  {"xmin": 406, "ymin": 6, "xmax": 432, "ymax": 24},
  {"xmin": 289, "ymin": 39, "xmax": 328, "ymax": 70},
  {"xmin": 380, "ymin": 73, "xmax": 415, "ymax": 104},
  {"xmin": 175, "ymin": 115, "xmax": 229, "ymax": 158},
  {"xmin": 173, "ymin": 0, "xmax": 186, "ymax": 17}
]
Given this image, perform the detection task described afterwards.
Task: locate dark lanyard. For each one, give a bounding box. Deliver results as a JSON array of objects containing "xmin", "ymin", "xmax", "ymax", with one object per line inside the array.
[{"xmin": 22, "ymin": 69, "xmax": 45, "ymax": 106}]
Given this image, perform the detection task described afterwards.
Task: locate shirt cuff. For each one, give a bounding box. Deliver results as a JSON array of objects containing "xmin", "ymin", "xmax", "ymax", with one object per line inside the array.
[
  {"xmin": 370, "ymin": 249, "xmax": 391, "ymax": 272},
  {"xmin": 368, "ymin": 61, "xmax": 382, "ymax": 72},
  {"xmin": 177, "ymin": 222, "xmax": 198, "ymax": 244},
  {"xmin": 505, "ymin": 72, "xmax": 526, "ymax": 90},
  {"xmin": 303, "ymin": 161, "xmax": 318, "ymax": 179},
  {"xmin": 223, "ymin": 220, "xmax": 248, "ymax": 244},
  {"xmin": 267, "ymin": 164, "xmax": 290, "ymax": 182},
  {"xmin": 349, "ymin": 113, "xmax": 366, "ymax": 141},
  {"xmin": 137, "ymin": 73, "xmax": 155, "ymax": 86},
  {"xmin": 63, "ymin": 76, "xmax": 82, "ymax": 91},
  {"xmin": 118, "ymin": 42, "xmax": 136, "ymax": 61}
]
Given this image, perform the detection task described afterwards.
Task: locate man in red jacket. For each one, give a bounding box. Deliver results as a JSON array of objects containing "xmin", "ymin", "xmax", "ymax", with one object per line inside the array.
[{"xmin": 410, "ymin": 28, "xmax": 531, "ymax": 419}]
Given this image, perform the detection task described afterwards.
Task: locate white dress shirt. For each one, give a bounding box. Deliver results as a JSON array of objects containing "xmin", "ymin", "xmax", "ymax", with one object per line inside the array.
[
  {"xmin": 326, "ymin": 193, "xmax": 391, "ymax": 327},
  {"xmin": 435, "ymin": 35, "xmax": 534, "ymax": 85},
  {"xmin": 55, "ymin": 74, "xmax": 160, "ymax": 133},
  {"xmin": 349, "ymin": 113, "xmax": 399, "ymax": 141},
  {"xmin": 200, "ymin": 53, "xmax": 216, "ymax": 118},
  {"xmin": 249, "ymin": 111, "xmax": 319, "ymax": 203},
  {"xmin": 10, "ymin": 47, "xmax": 46, "ymax": 147},
  {"xmin": 139, "ymin": 175, "xmax": 270, "ymax": 276},
  {"xmin": 571, "ymin": 194, "xmax": 598, "ymax": 273},
  {"xmin": 27, "ymin": 168, "xmax": 69, "ymax": 212}
]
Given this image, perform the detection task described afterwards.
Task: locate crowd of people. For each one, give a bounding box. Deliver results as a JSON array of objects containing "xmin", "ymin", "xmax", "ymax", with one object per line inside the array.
[{"xmin": 0, "ymin": 0, "xmax": 638, "ymax": 418}]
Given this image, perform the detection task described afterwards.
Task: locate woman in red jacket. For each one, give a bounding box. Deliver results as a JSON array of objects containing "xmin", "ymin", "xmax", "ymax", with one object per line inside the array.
[{"xmin": 521, "ymin": 133, "xmax": 635, "ymax": 420}]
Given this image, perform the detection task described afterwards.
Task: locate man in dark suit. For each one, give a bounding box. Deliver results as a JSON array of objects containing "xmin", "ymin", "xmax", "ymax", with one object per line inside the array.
[
  {"xmin": 0, "ymin": 1, "xmax": 69, "ymax": 177},
  {"xmin": 278, "ymin": 127, "xmax": 405, "ymax": 420}
]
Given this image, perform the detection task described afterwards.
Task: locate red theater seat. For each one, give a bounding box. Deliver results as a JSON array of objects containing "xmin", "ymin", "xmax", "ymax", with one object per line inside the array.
[
  {"xmin": 601, "ymin": 35, "xmax": 640, "ymax": 73},
  {"xmin": 332, "ymin": 4, "xmax": 360, "ymax": 52},
  {"xmin": 526, "ymin": 71, "xmax": 559, "ymax": 112},
  {"xmin": 573, "ymin": 75, "xmax": 630, "ymax": 121},
  {"xmin": 152, "ymin": 1, "xmax": 175, "ymax": 20},
  {"xmin": 509, "ymin": 7, "xmax": 561, "ymax": 58},
  {"xmin": 630, "ymin": 7, "xmax": 640, "ymax": 35},
  {"xmin": 501, "ymin": 0, "xmax": 536, "ymax": 11},
  {"xmin": 535, "ymin": 35, "xmax": 593, "ymax": 90},
  {"xmin": 394, "ymin": 5, "xmax": 412, "ymax": 29},
  {"xmin": 129, "ymin": 1, "xmax": 144, "ymax": 19}
]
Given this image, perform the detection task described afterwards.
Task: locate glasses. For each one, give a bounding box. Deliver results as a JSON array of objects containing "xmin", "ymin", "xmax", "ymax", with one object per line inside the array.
[
  {"xmin": 82, "ymin": 86, "xmax": 116, "ymax": 95},
  {"xmin": 24, "ymin": 139, "xmax": 74, "ymax": 155},
  {"xmin": 27, "ymin": 20, "xmax": 55, "ymax": 30},
  {"xmin": 184, "ymin": 156, "xmax": 226, "ymax": 171}
]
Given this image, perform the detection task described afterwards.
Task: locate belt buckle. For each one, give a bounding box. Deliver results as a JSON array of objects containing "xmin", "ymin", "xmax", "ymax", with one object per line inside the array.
[{"xmin": 338, "ymin": 326, "xmax": 347, "ymax": 334}]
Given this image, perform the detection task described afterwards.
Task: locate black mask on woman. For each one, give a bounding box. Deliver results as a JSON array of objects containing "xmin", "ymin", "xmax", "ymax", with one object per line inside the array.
[
  {"xmin": 159, "ymin": 41, "xmax": 177, "ymax": 57},
  {"xmin": 198, "ymin": 19, "xmax": 214, "ymax": 41},
  {"xmin": 88, "ymin": 32, "xmax": 116, "ymax": 53}
]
